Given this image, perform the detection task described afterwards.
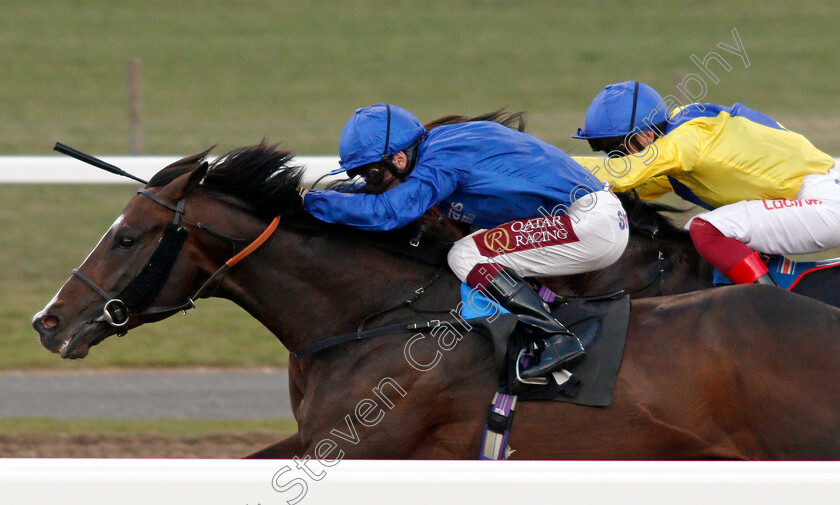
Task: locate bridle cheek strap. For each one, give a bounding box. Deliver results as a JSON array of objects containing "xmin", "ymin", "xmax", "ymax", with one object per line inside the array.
[
  {"xmin": 72, "ymin": 221, "xmax": 189, "ymax": 330},
  {"xmin": 72, "ymin": 186, "xmax": 280, "ymax": 334},
  {"xmin": 116, "ymin": 222, "xmax": 189, "ymax": 313}
]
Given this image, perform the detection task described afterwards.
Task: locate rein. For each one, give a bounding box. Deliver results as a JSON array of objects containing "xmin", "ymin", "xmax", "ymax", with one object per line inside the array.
[
  {"xmin": 545, "ymin": 192, "xmax": 667, "ymax": 304},
  {"xmin": 291, "ymin": 266, "xmax": 450, "ymax": 358},
  {"xmin": 72, "ymin": 189, "xmax": 280, "ymax": 335},
  {"xmin": 291, "ymin": 318, "xmax": 452, "ymax": 358},
  {"xmin": 543, "ymin": 237, "xmax": 665, "ymax": 305},
  {"xmin": 626, "ymin": 190, "xmax": 666, "ymax": 297}
]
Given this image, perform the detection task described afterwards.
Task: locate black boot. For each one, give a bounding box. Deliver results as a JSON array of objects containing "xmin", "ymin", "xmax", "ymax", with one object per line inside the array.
[{"xmin": 483, "ymin": 268, "xmax": 585, "ymax": 379}]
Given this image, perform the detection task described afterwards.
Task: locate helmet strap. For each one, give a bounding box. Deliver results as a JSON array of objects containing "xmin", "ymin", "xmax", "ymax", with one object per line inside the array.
[
  {"xmin": 378, "ymin": 104, "xmax": 423, "ymax": 182},
  {"xmin": 381, "ymin": 104, "xmax": 392, "ymax": 162},
  {"xmin": 379, "ymin": 104, "xmax": 406, "ymax": 181},
  {"xmin": 382, "ymin": 139, "xmax": 421, "ymax": 182},
  {"xmin": 628, "ymin": 81, "xmax": 640, "ymax": 132},
  {"xmin": 628, "ymin": 134, "xmax": 645, "ymax": 153}
]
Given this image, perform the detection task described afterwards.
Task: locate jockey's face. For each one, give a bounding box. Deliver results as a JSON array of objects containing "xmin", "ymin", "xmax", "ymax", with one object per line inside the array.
[
  {"xmin": 623, "ymin": 130, "xmax": 657, "ymax": 154},
  {"xmin": 348, "ymin": 151, "xmax": 407, "ymax": 194},
  {"xmin": 589, "ymin": 130, "xmax": 657, "ymax": 157}
]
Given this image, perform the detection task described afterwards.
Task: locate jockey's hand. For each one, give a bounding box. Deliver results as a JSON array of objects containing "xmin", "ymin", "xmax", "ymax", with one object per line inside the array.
[{"xmin": 293, "ymin": 188, "xmax": 309, "ymax": 208}]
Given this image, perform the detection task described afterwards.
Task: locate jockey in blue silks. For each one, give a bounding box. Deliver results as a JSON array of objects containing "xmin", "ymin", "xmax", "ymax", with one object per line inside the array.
[{"xmin": 302, "ymin": 104, "xmax": 629, "ymax": 379}]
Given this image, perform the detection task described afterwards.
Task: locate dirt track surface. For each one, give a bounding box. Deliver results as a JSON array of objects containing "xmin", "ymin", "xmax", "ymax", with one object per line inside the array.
[{"xmin": 0, "ymin": 432, "xmax": 282, "ymax": 458}]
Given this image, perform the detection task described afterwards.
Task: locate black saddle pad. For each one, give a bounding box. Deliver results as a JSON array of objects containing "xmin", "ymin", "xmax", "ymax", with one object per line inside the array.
[
  {"xmin": 500, "ymin": 294, "xmax": 630, "ymax": 407},
  {"xmin": 791, "ymin": 265, "xmax": 840, "ymax": 308}
]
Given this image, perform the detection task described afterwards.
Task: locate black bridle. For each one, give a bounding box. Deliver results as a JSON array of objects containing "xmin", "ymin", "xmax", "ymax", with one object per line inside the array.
[
  {"xmin": 71, "ymin": 189, "xmax": 193, "ymax": 333},
  {"xmin": 54, "ymin": 143, "xmax": 287, "ymax": 338},
  {"xmin": 626, "ymin": 190, "xmax": 666, "ymax": 297},
  {"xmin": 71, "ymin": 187, "xmax": 280, "ymax": 335}
]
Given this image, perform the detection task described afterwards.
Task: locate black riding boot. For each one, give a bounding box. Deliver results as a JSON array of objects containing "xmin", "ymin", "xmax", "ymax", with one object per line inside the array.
[{"xmin": 482, "ymin": 268, "xmax": 585, "ymax": 379}]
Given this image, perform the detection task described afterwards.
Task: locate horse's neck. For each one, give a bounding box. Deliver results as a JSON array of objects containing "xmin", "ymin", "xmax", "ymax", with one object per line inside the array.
[
  {"xmin": 545, "ymin": 232, "xmax": 712, "ymax": 296},
  {"xmin": 626, "ymin": 233, "xmax": 713, "ymax": 294},
  {"xmin": 213, "ymin": 226, "xmax": 449, "ymax": 353}
]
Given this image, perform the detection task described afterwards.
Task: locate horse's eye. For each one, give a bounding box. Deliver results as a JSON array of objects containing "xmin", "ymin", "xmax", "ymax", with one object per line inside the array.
[{"xmin": 118, "ymin": 236, "xmax": 135, "ymax": 248}]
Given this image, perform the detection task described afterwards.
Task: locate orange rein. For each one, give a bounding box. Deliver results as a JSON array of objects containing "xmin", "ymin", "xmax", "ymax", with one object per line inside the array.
[{"xmin": 225, "ymin": 216, "xmax": 281, "ymax": 267}]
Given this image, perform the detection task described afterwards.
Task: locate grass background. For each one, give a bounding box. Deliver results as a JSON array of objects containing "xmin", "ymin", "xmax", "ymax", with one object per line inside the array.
[
  {"xmin": 1, "ymin": 1, "xmax": 839, "ymax": 372},
  {"xmin": 2, "ymin": 0, "xmax": 839, "ymax": 156},
  {"xmin": 0, "ymin": 184, "xmax": 286, "ymax": 369}
]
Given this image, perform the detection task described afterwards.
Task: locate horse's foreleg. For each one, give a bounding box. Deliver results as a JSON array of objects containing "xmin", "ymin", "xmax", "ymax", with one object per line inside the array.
[{"xmin": 245, "ymin": 431, "xmax": 304, "ymax": 459}]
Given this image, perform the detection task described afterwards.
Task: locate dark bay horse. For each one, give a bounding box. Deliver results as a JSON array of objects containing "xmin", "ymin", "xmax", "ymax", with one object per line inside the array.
[
  {"xmin": 544, "ymin": 193, "xmax": 714, "ymax": 298},
  {"xmin": 33, "ymin": 144, "xmax": 840, "ymax": 460}
]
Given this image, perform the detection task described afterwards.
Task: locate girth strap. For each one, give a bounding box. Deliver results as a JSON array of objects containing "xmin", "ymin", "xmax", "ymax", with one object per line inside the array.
[{"xmin": 479, "ymin": 392, "xmax": 518, "ymax": 460}]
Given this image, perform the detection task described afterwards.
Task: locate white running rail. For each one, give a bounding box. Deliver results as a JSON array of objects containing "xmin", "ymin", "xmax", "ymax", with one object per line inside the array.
[
  {"xmin": 0, "ymin": 155, "xmax": 343, "ymax": 185},
  {"xmin": 1, "ymin": 459, "xmax": 839, "ymax": 505},
  {"xmin": 2, "ymin": 156, "xmax": 837, "ymax": 185}
]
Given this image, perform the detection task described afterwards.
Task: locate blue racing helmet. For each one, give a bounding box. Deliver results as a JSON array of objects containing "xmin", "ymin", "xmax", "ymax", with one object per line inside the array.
[
  {"xmin": 332, "ymin": 104, "xmax": 427, "ymax": 175},
  {"xmin": 572, "ymin": 81, "xmax": 668, "ymax": 140}
]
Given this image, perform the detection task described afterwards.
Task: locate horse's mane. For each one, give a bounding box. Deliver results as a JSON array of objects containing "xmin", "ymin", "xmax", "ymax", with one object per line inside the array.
[
  {"xmin": 145, "ymin": 143, "xmax": 448, "ymax": 264},
  {"xmin": 146, "ymin": 143, "xmax": 304, "ymax": 221},
  {"xmin": 615, "ymin": 191, "xmax": 690, "ymax": 241},
  {"xmin": 424, "ymin": 108, "xmax": 527, "ymax": 132}
]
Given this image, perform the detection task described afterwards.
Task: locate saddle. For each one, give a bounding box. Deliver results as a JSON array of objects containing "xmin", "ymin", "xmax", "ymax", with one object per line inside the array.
[
  {"xmin": 461, "ymin": 284, "xmax": 630, "ymax": 407},
  {"xmin": 468, "ymin": 284, "xmax": 630, "ymax": 460}
]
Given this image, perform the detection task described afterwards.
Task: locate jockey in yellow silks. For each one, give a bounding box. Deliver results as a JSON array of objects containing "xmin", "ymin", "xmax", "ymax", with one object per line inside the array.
[{"xmin": 573, "ymin": 81, "xmax": 837, "ymax": 285}]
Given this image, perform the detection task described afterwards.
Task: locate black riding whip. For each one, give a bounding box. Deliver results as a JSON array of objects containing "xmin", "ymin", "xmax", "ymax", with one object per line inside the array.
[{"xmin": 54, "ymin": 142, "xmax": 149, "ymax": 185}]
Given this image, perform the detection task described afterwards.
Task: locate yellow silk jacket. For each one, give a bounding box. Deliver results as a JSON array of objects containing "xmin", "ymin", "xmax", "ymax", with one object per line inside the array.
[{"xmin": 573, "ymin": 103, "xmax": 834, "ymax": 209}]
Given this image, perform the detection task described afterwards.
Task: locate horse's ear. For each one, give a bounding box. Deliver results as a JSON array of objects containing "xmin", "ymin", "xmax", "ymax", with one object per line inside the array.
[
  {"xmin": 182, "ymin": 161, "xmax": 209, "ymax": 197},
  {"xmin": 164, "ymin": 161, "xmax": 209, "ymax": 200}
]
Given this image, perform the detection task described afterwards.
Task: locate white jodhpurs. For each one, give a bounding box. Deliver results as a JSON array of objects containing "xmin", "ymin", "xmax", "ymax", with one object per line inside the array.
[
  {"xmin": 687, "ymin": 169, "xmax": 840, "ymax": 255},
  {"xmin": 447, "ymin": 189, "xmax": 630, "ymax": 282}
]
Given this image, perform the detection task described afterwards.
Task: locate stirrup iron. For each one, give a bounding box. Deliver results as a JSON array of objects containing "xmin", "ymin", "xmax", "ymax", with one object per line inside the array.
[{"xmin": 515, "ymin": 346, "xmax": 549, "ymax": 385}]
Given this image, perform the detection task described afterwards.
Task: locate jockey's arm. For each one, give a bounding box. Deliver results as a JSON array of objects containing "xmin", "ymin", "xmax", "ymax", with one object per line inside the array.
[
  {"xmin": 303, "ymin": 166, "xmax": 460, "ymax": 231},
  {"xmin": 635, "ymin": 176, "xmax": 674, "ymax": 200},
  {"xmin": 572, "ymin": 132, "xmax": 695, "ymax": 193}
]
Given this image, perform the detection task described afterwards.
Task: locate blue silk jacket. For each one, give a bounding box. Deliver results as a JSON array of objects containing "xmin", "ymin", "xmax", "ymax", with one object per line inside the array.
[{"xmin": 304, "ymin": 121, "xmax": 603, "ymax": 230}]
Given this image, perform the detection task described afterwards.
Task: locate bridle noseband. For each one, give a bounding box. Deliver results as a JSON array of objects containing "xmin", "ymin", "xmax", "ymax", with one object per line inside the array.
[{"xmin": 71, "ymin": 188, "xmax": 279, "ymax": 335}]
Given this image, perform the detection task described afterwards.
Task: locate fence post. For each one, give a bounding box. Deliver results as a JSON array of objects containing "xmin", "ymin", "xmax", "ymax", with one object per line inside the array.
[{"xmin": 127, "ymin": 57, "xmax": 144, "ymax": 155}]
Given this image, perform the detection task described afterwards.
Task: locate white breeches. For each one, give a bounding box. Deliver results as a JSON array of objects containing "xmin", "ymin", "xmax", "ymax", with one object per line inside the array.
[
  {"xmin": 447, "ymin": 190, "xmax": 629, "ymax": 282},
  {"xmin": 688, "ymin": 169, "xmax": 840, "ymax": 255}
]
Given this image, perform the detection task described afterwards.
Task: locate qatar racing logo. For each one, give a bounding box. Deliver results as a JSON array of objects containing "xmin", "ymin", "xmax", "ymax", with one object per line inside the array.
[
  {"xmin": 474, "ymin": 215, "xmax": 580, "ymax": 258},
  {"xmin": 482, "ymin": 228, "xmax": 514, "ymax": 253}
]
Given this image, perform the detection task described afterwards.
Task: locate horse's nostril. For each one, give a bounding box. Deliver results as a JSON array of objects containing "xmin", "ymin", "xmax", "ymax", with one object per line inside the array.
[{"xmin": 41, "ymin": 315, "xmax": 60, "ymax": 330}]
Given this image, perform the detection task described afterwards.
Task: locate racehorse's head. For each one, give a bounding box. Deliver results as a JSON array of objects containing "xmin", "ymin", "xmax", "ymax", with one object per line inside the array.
[
  {"xmin": 33, "ymin": 143, "xmax": 305, "ymax": 359},
  {"xmin": 32, "ymin": 150, "xmax": 215, "ymax": 358}
]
